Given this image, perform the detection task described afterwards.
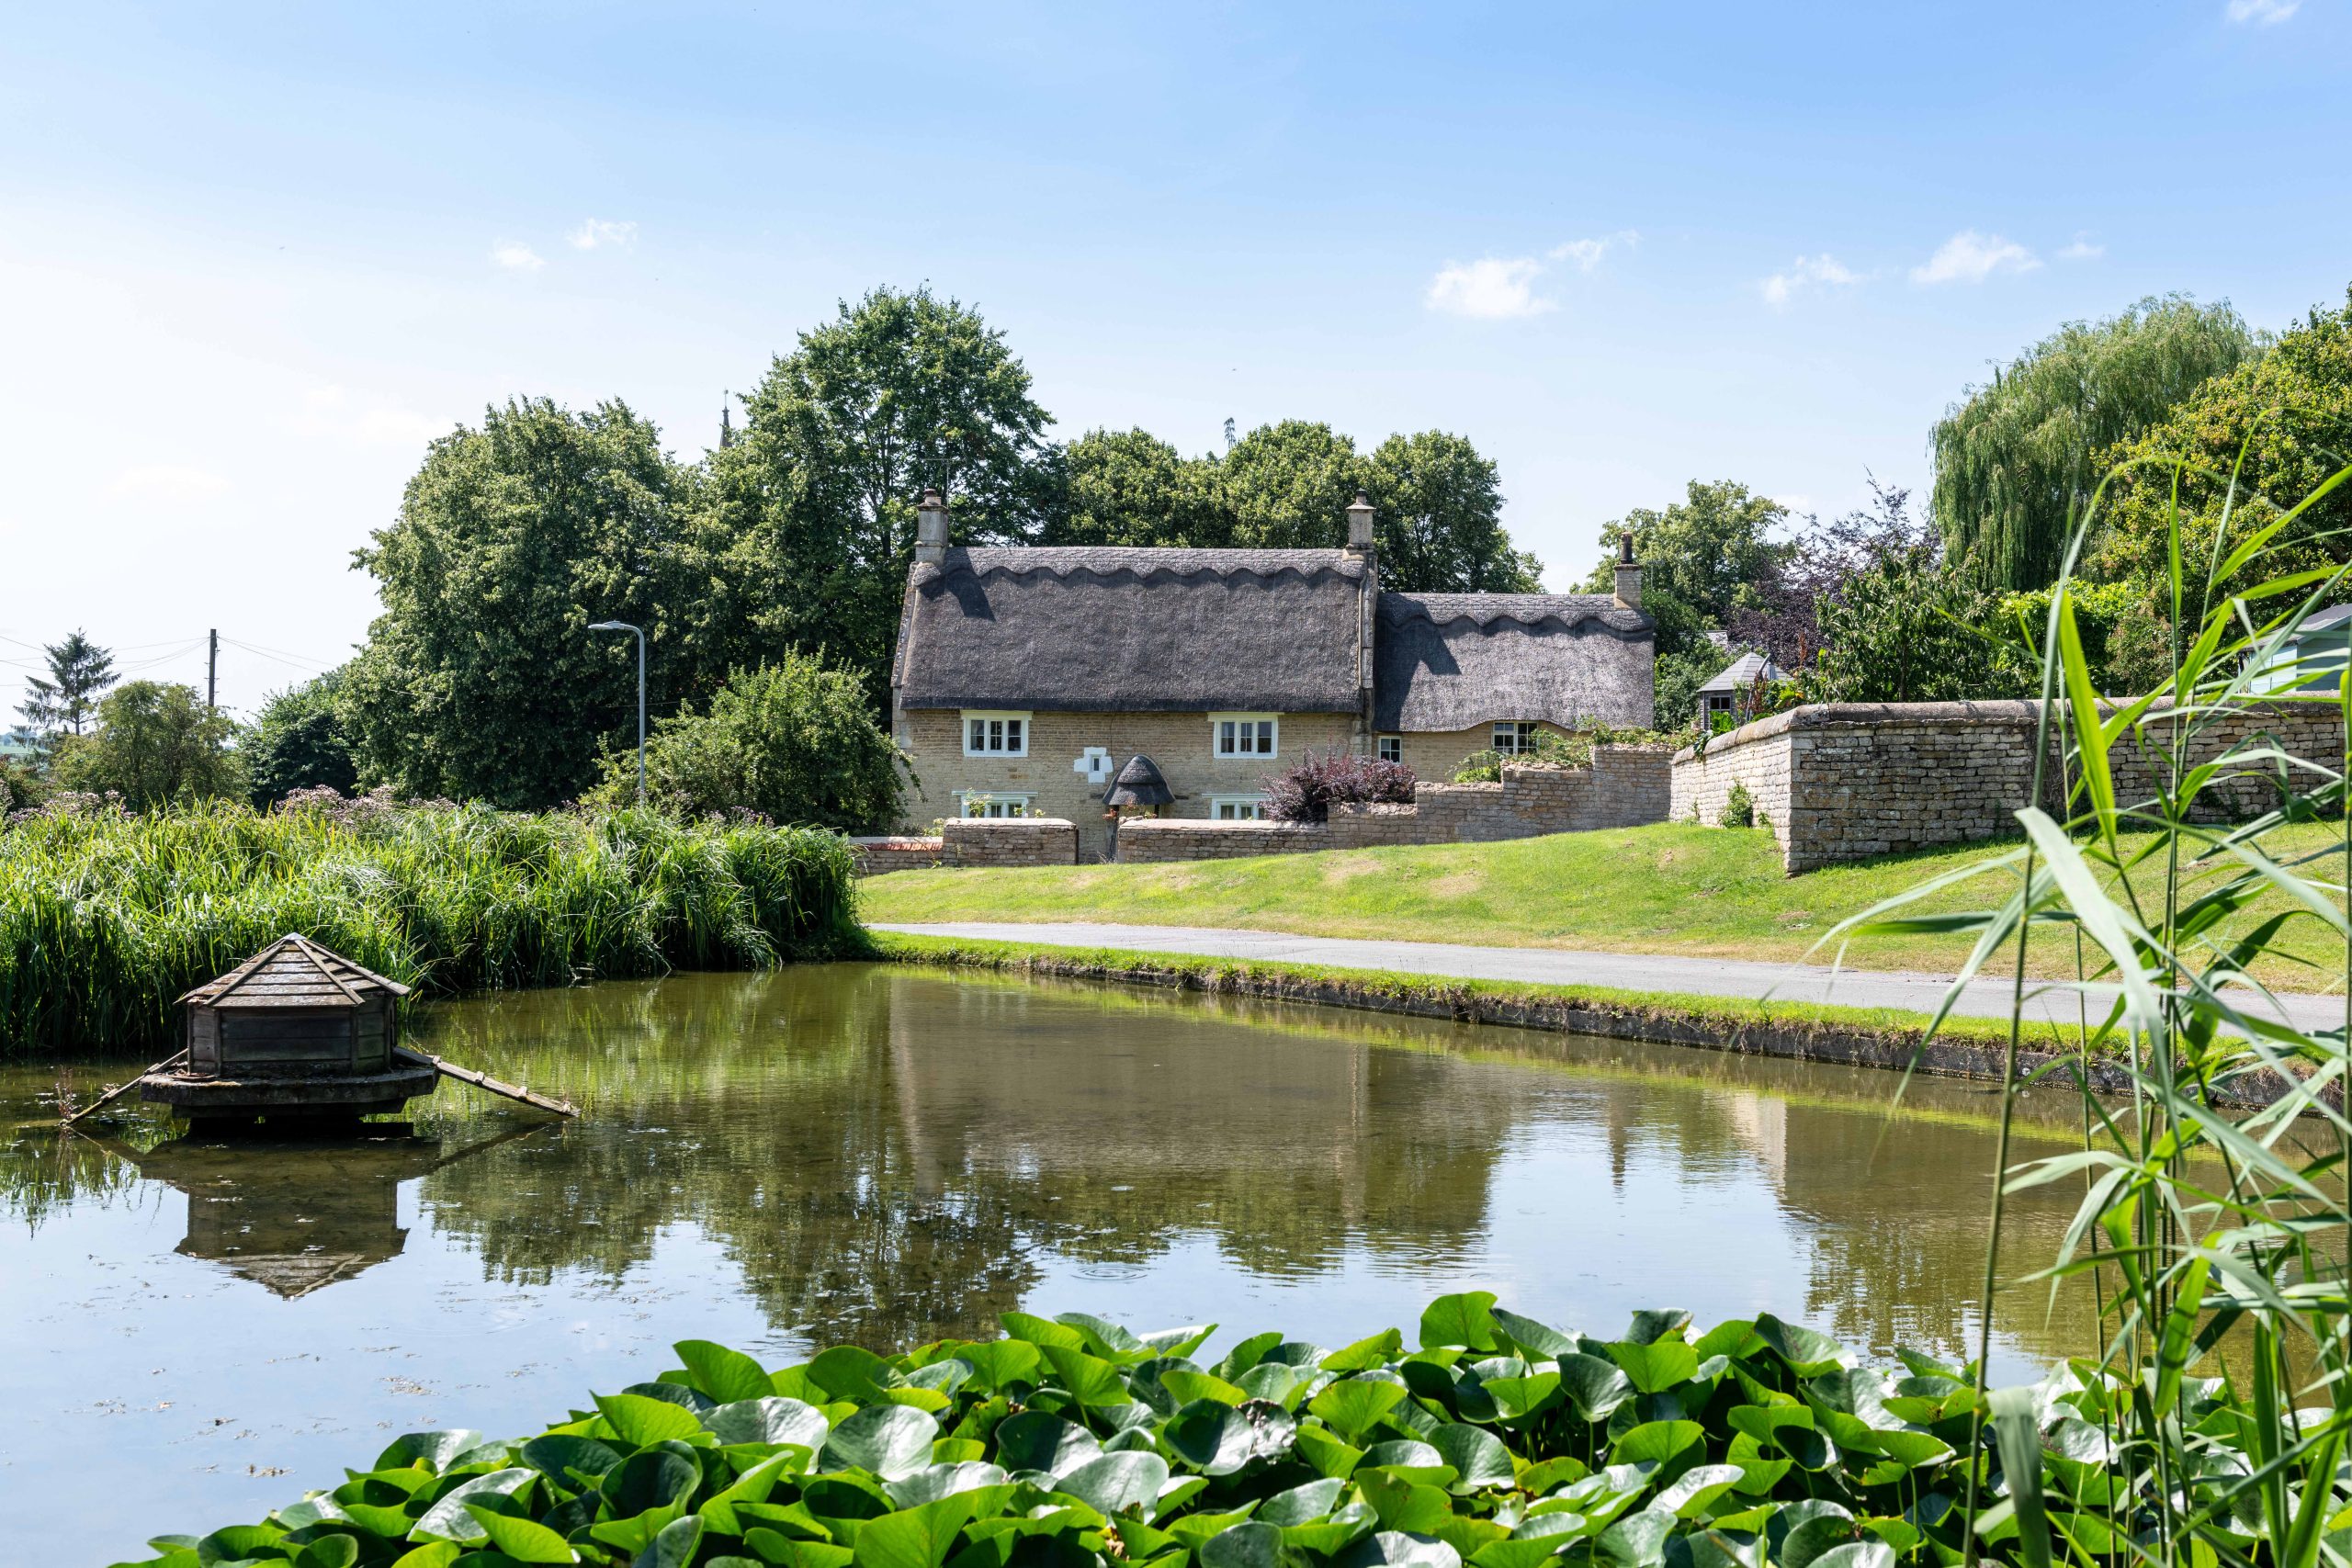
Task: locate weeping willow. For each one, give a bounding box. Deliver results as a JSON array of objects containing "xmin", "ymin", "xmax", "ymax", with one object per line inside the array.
[{"xmin": 1930, "ymin": 294, "xmax": 2260, "ymax": 592}]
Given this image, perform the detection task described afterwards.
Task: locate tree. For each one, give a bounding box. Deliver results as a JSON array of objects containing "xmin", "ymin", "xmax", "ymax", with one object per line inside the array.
[
  {"xmin": 51, "ymin": 681, "xmax": 243, "ymax": 807},
  {"xmin": 1049, "ymin": 428, "xmax": 1230, "ymax": 548},
  {"xmin": 2093, "ymin": 287, "xmax": 2352, "ymax": 609},
  {"xmin": 244, "ymin": 671, "xmax": 358, "ymax": 806},
  {"xmin": 339, "ymin": 397, "xmax": 695, "ymax": 808},
  {"xmin": 16, "ymin": 629, "xmax": 117, "ymax": 741},
  {"xmin": 1361, "ymin": 431, "xmax": 1542, "ymax": 592},
  {"xmin": 584, "ymin": 654, "xmax": 909, "ymax": 831},
  {"xmin": 707, "ymin": 287, "xmax": 1057, "ymax": 697},
  {"xmin": 1931, "ymin": 295, "xmax": 2260, "ymax": 591},
  {"xmin": 1804, "ymin": 488, "xmax": 1997, "ymax": 703}
]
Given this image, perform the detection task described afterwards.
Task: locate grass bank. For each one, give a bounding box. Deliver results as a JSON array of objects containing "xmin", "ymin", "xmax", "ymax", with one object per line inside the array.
[
  {"xmin": 0, "ymin": 799, "xmax": 860, "ymax": 1059},
  {"xmin": 863, "ymin": 820, "xmax": 2350, "ymax": 987}
]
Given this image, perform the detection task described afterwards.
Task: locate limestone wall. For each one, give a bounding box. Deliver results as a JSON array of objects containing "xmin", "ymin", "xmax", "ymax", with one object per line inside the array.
[
  {"xmin": 939, "ymin": 817, "xmax": 1080, "ymax": 868},
  {"xmin": 848, "ymin": 836, "xmax": 946, "ymax": 876},
  {"xmin": 1669, "ymin": 699, "xmax": 2342, "ymax": 874}
]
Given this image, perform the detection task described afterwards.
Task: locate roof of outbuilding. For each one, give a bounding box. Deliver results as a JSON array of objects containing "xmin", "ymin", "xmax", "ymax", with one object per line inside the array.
[
  {"xmin": 1697, "ymin": 650, "xmax": 1787, "ymax": 693},
  {"xmin": 179, "ymin": 933, "xmax": 411, "ymax": 1009},
  {"xmin": 897, "ymin": 547, "xmax": 1369, "ymax": 713},
  {"xmin": 1104, "ymin": 753, "xmax": 1174, "ymax": 807},
  {"xmin": 1372, "ymin": 592, "xmax": 1655, "ymax": 733}
]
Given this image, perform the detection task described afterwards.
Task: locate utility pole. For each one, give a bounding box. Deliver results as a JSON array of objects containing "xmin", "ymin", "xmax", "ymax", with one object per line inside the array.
[{"xmin": 207, "ymin": 628, "xmax": 218, "ymax": 710}]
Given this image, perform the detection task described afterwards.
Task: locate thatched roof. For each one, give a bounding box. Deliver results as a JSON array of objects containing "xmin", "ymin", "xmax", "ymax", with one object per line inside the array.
[
  {"xmin": 1373, "ymin": 593, "xmax": 1655, "ymax": 732},
  {"xmin": 1104, "ymin": 754, "xmax": 1172, "ymax": 808},
  {"xmin": 179, "ymin": 933, "xmax": 410, "ymax": 1010},
  {"xmin": 897, "ymin": 547, "xmax": 1368, "ymax": 713}
]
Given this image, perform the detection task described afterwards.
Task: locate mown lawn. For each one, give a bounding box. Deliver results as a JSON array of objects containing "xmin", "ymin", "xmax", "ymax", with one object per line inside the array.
[{"xmin": 861, "ymin": 820, "xmax": 2350, "ymax": 987}]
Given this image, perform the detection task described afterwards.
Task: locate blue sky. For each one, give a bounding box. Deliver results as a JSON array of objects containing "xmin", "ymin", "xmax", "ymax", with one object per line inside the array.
[{"xmin": 4, "ymin": 0, "xmax": 2347, "ymax": 715}]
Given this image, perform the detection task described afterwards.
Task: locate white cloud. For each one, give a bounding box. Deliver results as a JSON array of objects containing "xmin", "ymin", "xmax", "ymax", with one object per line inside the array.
[
  {"xmin": 490, "ymin": 240, "xmax": 545, "ymax": 272},
  {"xmin": 2225, "ymin": 0, "xmax": 2300, "ymax": 24},
  {"xmin": 1426, "ymin": 256, "xmax": 1556, "ymax": 320},
  {"xmin": 1548, "ymin": 230, "xmax": 1639, "ymax": 273},
  {"xmin": 2058, "ymin": 233, "xmax": 2105, "ymax": 262},
  {"xmin": 1909, "ymin": 230, "xmax": 2040, "ymax": 285},
  {"xmin": 107, "ymin": 464, "xmax": 229, "ymax": 501},
  {"xmin": 1759, "ymin": 254, "xmax": 1860, "ymax": 307},
  {"xmin": 568, "ymin": 218, "xmax": 639, "ymax": 250},
  {"xmin": 289, "ymin": 384, "xmax": 449, "ymax": 448}
]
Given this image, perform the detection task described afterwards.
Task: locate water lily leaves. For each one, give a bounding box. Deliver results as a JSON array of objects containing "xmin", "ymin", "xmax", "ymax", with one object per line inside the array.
[
  {"xmin": 1055, "ymin": 1450, "xmax": 1171, "ymax": 1516},
  {"xmin": 1218, "ymin": 1332, "xmax": 1286, "ymax": 1381},
  {"xmin": 992, "ymin": 1412, "xmax": 1102, "ymax": 1479},
  {"xmin": 1419, "ymin": 1294, "xmax": 1500, "ymax": 1353},
  {"xmin": 409, "ymin": 1469, "xmax": 537, "ymax": 1543},
  {"xmin": 1754, "ymin": 1317, "xmax": 1847, "ymax": 1378},
  {"xmin": 1259, "ymin": 1478, "xmax": 1348, "ymax": 1527},
  {"xmin": 1166, "ymin": 1399, "xmax": 1297, "ymax": 1475},
  {"xmin": 1198, "ymin": 1519, "xmax": 1285, "ymax": 1568},
  {"xmin": 292, "ymin": 1535, "xmax": 360, "ymax": 1568},
  {"xmin": 1610, "ymin": 1422, "xmax": 1702, "ymax": 1474},
  {"xmin": 464, "ymin": 1505, "xmax": 577, "ymax": 1563},
  {"xmin": 1295, "ymin": 1426, "xmax": 1368, "ymax": 1480},
  {"xmin": 1488, "ymin": 1309, "xmax": 1580, "ymax": 1362},
  {"xmin": 1429, "ymin": 1425, "xmax": 1514, "ymax": 1493},
  {"xmin": 1285, "ymin": 1501, "xmax": 1378, "ymax": 1556},
  {"xmin": 807, "ymin": 1347, "xmax": 899, "ymax": 1404},
  {"xmin": 1684, "ymin": 1528, "xmax": 1764, "ymax": 1568},
  {"xmin": 1238, "ymin": 1361, "xmax": 1309, "ymax": 1408},
  {"xmin": 1343, "ymin": 1529, "xmax": 1465, "ymax": 1568},
  {"xmin": 601, "ymin": 1446, "xmax": 701, "ymax": 1527},
  {"xmin": 596, "ymin": 1393, "xmax": 706, "ymax": 1449},
  {"xmin": 855, "ymin": 1494, "xmax": 982, "ymax": 1568},
  {"xmin": 388, "ymin": 1545, "xmax": 462, "ymax": 1568},
  {"xmin": 1593, "ymin": 1508, "xmax": 1676, "ymax": 1568},
  {"xmin": 1556, "ymin": 1357, "xmax": 1634, "ymax": 1423},
  {"xmin": 884, "ymin": 1462, "xmax": 1011, "ymax": 1510},
  {"xmin": 1470, "ymin": 1535, "xmax": 1573, "ymax": 1568},
  {"xmin": 673, "ymin": 1341, "xmax": 773, "ymax": 1405},
  {"xmin": 1479, "ymin": 1373, "xmax": 1560, "ymax": 1423},
  {"xmin": 1139, "ymin": 1325, "xmax": 1218, "ymax": 1360},
  {"xmin": 1310, "ymin": 1376, "xmax": 1411, "ymax": 1439},
  {"xmin": 375, "ymin": 1431, "xmax": 486, "ymax": 1474},
  {"xmin": 1056, "ymin": 1313, "xmax": 1149, "ymax": 1362},
  {"xmin": 518, "ymin": 1434, "xmax": 622, "ymax": 1487},
  {"xmin": 1324, "ymin": 1329, "xmax": 1408, "ymax": 1373},
  {"xmin": 198, "ymin": 1523, "xmax": 289, "ymax": 1562},
  {"xmin": 1162, "ymin": 1368, "xmax": 1250, "ymax": 1408},
  {"xmin": 745, "ymin": 1531, "xmax": 853, "ymax": 1568},
  {"xmin": 1605, "ymin": 1342, "xmax": 1697, "ymax": 1395},
  {"xmin": 634, "ymin": 1514, "xmax": 704, "ymax": 1568},
  {"xmin": 1042, "ymin": 1347, "xmax": 1131, "ymax": 1408},
  {"xmin": 704, "ymin": 1395, "xmax": 832, "ymax": 1453},
  {"xmin": 999, "ymin": 1313, "xmax": 1089, "ymax": 1351},
  {"xmin": 1360, "ymin": 1470, "xmax": 1459, "ymax": 1535},
  {"xmin": 1653, "ymin": 1464, "xmax": 1744, "ymax": 1519},
  {"xmin": 821, "ymin": 1404, "xmax": 941, "ymax": 1481}
]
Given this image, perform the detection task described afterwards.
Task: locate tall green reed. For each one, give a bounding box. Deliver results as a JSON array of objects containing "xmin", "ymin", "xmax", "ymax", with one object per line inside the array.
[
  {"xmin": 1839, "ymin": 451, "xmax": 2352, "ymax": 1568},
  {"xmin": 0, "ymin": 799, "xmax": 862, "ymax": 1059}
]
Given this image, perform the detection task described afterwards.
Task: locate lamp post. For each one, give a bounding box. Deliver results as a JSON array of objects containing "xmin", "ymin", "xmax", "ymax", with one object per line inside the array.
[{"xmin": 588, "ymin": 620, "xmax": 645, "ymax": 807}]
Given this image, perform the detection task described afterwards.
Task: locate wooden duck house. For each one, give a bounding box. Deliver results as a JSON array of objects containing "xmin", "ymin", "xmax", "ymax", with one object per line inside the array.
[{"xmin": 141, "ymin": 935, "xmax": 438, "ymax": 1124}]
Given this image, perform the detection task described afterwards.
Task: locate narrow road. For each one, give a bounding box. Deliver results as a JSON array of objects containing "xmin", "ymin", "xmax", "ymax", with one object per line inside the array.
[{"xmin": 876, "ymin": 919, "xmax": 2346, "ymax": 1034}]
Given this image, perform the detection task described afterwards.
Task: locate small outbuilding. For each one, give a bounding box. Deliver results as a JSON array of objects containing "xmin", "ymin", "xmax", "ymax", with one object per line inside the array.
[
  {"xmin": 1697, "ymin": 650, "xmax": 1788, "ymax": 728},
  {"xmin": 1103, "ymin": 753, "xmax": 1173, "ymax": 810}
]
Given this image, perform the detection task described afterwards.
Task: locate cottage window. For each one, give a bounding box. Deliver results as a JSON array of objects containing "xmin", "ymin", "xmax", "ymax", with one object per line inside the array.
[
  {"xmin": 1376, "ymin": 735, "xmax": 1402, "ymax": 764},
  {"xmin": 1212, "ymin": 713, "xmax": 1278, "ymax": 758},
  {"xmin": 961, "ymin": 710, "xmax": 1030, "ymax": 758},
  {"xmin": 1211, "ymin": 795, "xmax": 1269, "ymax": 821},
  {"xmin": 957, "ymin": 791, "xmax": 1035, "ymax": 818},
  {"xmin": 1492, "ymin": 721, "xmax": 1540, "ymax": 754}
]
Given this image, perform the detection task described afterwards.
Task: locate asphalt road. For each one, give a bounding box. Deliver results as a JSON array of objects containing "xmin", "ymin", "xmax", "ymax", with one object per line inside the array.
[{"xmin": 876, "ymin": 919, "xmax": 2346, "ymax": 1034}]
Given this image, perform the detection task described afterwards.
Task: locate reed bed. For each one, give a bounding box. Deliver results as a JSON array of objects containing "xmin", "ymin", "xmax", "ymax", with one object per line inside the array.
[{"xmin": 0, "ymin": 797, "xmax": 861, "ymax": 1059}]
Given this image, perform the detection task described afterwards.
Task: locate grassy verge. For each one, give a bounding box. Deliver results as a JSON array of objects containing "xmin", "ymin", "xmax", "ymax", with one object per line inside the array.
[
  {"xmin": 862, "ymin": 819, "xmax": 2350, "ymax": 988},
  {"xmin": 0, "ymin": 799, "xmax": 860, "ymax": 1059}
]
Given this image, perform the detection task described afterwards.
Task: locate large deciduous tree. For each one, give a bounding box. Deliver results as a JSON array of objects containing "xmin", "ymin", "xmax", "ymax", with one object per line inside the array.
[
  {"xmin": 243, "ymin": 671, "xmax": 359, "ymax": 806},
  {"xmin": 52, "ymin": 681, "xmax": 243, "ymax": 808},
  {"xmin": 340, "ymin": 397, "xmax": 692, "ymax": 808},
  {"xmin": 707, "ymin": 287, "xmax": 1057, "ymax": 695},
  {"xmin": 1930, "ymin": 295, "xmax": 2259, "ymax": 592}
]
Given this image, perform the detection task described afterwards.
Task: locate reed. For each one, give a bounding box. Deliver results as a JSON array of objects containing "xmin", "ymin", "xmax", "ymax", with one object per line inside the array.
[
  {"xmin": 0, "ymin": 796, "xmax": 862, "ymax": 1059},
  {"xmin": 1841, "ymin": 449, "xmax": 2352, "ymax": 1568}
]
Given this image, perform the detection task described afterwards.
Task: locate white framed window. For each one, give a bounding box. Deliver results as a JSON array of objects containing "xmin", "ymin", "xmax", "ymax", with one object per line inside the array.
[
  {"xmin": 956, "ymin": 791, "xmax": 1035, "ymax": 818},
  {"xmin": 961, "ymin": 710, "xmax": 1030, "ymax": 758},
  {"xmin": 1210, "ymin": 795, "xmax": 1270, "ymax": 821},
  {"xmin": 1492, "ymin": 721, "xmax": 1540, "ymax": 755},
  {"xmin": 1376, "ymin": 735, "xmax": 1402, "ymax": 764},
  {"xmin": 1212, "ymin": 713, "xmax": 1278, "ymax": 758}
]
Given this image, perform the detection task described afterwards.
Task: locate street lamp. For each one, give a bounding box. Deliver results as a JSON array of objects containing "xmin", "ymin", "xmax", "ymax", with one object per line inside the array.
[{"xmin": 588, "ymin": 620, "xmax": 645, "ymax": 807}]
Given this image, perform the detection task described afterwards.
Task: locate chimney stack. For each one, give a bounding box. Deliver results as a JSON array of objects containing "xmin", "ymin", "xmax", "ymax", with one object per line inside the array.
[
  {"xmin": 1345, "ymin": 492, "xmax": 1376, "ymax": 556},
  {"xmin": 914, "ymin": 488, "xmax": 949, "ymax": 566},
  {"xmin": 1612, "ymin": 530, "xmax": 1643, "ymax": 609}
]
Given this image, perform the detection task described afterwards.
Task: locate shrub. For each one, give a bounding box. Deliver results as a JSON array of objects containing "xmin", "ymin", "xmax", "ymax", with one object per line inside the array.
[
  {"xmin": 585, "ymin": 655, "xmax": 910, "ymax": 832},
  {"xmin": 243, "ymin": 672, "xmax": 358, "ymax": 806},
  {"xmin": 0, "ymin": 796, "xmax": 861, "ymax": 1058},
  {"xmin": 1720, "ymin": 781, "xmax": 1756, "ymax": 828},
  {"xmin": 1453, "ymin": 725, "xmax": 1679, "ymax": 782},
  {"xmin": 0, "ymin": 756, "xmax": 46, "ymax": 818},
  {"xmin": 50, "ymin": 680, "xmax": 243, "ymax": 809},
  {"xmin": 1261, "ymin": 746, "xmax": 1414, "ymax": 822}
]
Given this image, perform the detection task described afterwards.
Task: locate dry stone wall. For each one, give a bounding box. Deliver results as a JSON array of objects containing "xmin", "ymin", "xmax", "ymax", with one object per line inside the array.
[
  {"xmin": 1669, "ymin": 699, "xmax": 2342, "ymax": 874},
  {"xmin": 939, "ymin": 817, "xmax": 1080, "ymax": 868},
  {"xmin": 848, "ymin": 836, "xmax": 947, "ymax": 876}
]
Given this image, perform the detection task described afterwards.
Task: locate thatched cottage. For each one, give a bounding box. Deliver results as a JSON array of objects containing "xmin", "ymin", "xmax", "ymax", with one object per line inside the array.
[{"xmin": 889, "ymin": 490, "xmax": 1654, "ymax": 858}]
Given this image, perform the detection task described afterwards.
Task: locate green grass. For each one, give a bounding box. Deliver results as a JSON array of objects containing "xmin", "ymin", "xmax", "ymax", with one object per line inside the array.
[
  {"xmin": 0, "ymin": 799, "xmax": 862, "ymax": 1059},
  {"xmin": 863, "ymin": 820, "xmax": 2350, "ymax": 989}
]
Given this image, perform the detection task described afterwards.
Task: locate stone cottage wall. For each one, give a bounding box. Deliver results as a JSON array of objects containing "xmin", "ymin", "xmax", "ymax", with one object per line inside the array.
[{"xmin": 1669, "ymin": 700, "xmax": 2342, "ymax": 874}]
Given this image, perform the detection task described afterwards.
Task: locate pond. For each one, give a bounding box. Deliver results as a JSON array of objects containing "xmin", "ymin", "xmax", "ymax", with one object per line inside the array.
[{"xmin": 6, "ymin": 963, "xmax": 2104, "ymax": 1564}]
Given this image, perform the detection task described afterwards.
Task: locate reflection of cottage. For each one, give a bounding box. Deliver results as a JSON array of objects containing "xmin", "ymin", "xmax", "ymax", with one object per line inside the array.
[
  {"xmin": 1697, "ymin": 650, "xmax": 1787, "ymax": 727},
  {"xmin": 2246, "ymin": 605, "xmax": 2352, "ymax": 694},
  {"xmin": 889, "ymin": 491, "xmax": 1657, "ymax": 859}
]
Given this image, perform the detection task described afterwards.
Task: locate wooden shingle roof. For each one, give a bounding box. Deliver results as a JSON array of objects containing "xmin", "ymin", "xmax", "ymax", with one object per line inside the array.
[{"xmin": 178, "ymin": 934, "xmax": 412, "ymax": 1010}]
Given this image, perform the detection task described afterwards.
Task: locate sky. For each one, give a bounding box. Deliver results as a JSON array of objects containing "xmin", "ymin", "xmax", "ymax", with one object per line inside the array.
[{"xmin": 3, "ymin": 0, "xmax": 2348, "ymax": 716}]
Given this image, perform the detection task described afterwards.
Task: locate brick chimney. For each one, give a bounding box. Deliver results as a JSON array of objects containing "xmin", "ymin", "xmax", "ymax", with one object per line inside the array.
[
  {"xmin": 1346, "ymin": 492, "xmax": 1376, "ymax": 556},
  {"xmin": 914, "ymin": 488, "xmax": 949, "ymax": 566},
  {"xmin": 1612, "ymin": 530, "xmax": 1643, "ymax": 609}
]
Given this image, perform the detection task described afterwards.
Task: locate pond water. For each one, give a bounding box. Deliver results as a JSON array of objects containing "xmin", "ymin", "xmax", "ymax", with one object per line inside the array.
[{"xmin": 7, "ymin": 964, "xmax": 2110, "ymax": 1564}]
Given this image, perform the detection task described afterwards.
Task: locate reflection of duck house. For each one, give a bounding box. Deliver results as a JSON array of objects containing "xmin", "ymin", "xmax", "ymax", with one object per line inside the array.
[
  {"xmin": 134, "ymin": 1132, "xmax": 439, "ymax": 1297},
  {"xmin": 141, "ymin": 935, "xmax": 438, "ymax": 1125}
]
